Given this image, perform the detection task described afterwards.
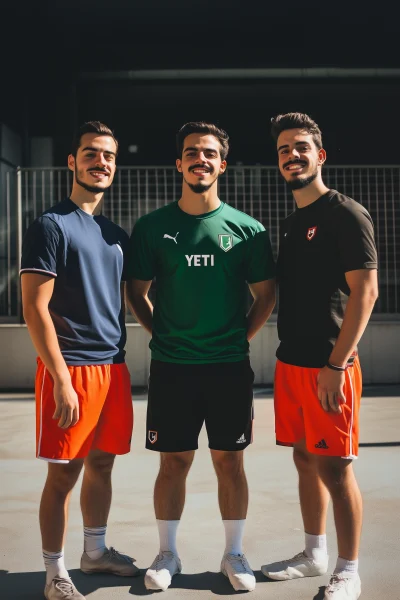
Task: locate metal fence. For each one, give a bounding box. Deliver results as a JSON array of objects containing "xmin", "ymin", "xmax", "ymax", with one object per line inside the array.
[{"xmin": 1, "ymin": 165, "xmax": 399, "ymax": 319}]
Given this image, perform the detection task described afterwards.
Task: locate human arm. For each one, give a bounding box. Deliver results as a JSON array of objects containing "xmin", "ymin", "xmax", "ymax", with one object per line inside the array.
[
  {"xmin": 21, "ymin": 273, "xmax": 79, "ymax": 428},
  {"xmin": 317, "ymin": 268, "xmax": 378, "ymax": 413},
  {"xmin": 125, "ymin": 278, "xmax": 153, "ymax": 335},
  {"xmin": 247, "ymin": 279, "xmax": 276, "ymax": 341}
]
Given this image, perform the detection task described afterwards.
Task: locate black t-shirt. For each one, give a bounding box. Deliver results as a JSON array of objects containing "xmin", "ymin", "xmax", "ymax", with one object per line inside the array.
[
  {"xmin": 276, "ymin": 190, "xmax": 378, "ymax": 367},
  {"xmin": 20, "ymin": 198, "xmax": 129, "ymax": 365}
]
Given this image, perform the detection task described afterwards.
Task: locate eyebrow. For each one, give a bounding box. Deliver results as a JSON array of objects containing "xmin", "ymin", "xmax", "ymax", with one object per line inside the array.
[
  {"xmin": 183, "ymin": 146, "xmax": 218, "ymax": 154},
  {"xmin": 81, "ymin": 146, "xmax": 116, "ymax": 156},
  {"xmin": 277, "ymin": 141, "xmax": 310, "ymax": 152}
]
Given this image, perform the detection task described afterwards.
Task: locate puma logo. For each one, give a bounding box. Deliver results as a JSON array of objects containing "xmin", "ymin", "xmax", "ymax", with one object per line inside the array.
[{"xmin": 163, "ymin": 232, "xmax": 179, "ymax": 244}]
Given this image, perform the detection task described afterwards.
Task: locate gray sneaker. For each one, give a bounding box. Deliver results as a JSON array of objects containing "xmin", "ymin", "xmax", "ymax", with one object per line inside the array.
[
  {"xmin": 44, "ymin": 577, "xmax": 85, "ymax": 599},
  {"xmin": 261, "ymin": 550, "xmax": 328, "ymax": 580},
  {"xmin": 80, "ymin": 546, "xmax": 140, "ymax": 577}
]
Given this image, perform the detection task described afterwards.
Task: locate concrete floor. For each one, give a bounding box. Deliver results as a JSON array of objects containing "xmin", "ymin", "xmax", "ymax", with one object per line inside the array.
[{"xmin": 1, "ymin": 386, "xmax": 399, "ymax": 600}]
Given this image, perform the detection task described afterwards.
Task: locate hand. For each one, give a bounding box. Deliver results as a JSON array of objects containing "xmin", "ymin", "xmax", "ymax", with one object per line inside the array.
[
  {"xmin": 317, "ymin": 366, "xmax": 346, "ymax": 414},
  {"xmin": 52, "ymin": 379, "xmax": 80, "ymax": 429}
]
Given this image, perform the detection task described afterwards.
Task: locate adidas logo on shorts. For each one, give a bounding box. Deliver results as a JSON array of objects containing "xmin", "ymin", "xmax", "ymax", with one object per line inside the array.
[
  {"xmin": 315, "ymin": 438, "xmax": 329, "ymax": 449},
  {"xmin": 236, "ymin": 434, "xmax": 246, "ymax": 444}
]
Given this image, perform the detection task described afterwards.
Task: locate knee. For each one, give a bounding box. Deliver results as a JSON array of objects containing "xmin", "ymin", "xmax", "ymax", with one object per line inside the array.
[
  {"xmin": 212, "ymin": 451, "xmax": 244, "ymax": 480},
  {"xmin": 159, "ymin": 452, "xmax": 194, "ymax": 479},
  {"xmin": 293, "ymin": 446, "xmax": 314, "ymax": 472},
  {"xmin": 85, "ymin": 452, "xmax": 115, "ymax": 481},
  {"xmin": 318, "ymin": 459, "xmax": 353, "ymax": 494},
  {"xmin": 46, "ymin": 460, "xmax": 83, "ymax": 495}
]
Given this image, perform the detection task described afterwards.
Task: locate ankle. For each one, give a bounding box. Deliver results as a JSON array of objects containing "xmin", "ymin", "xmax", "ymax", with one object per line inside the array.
[
  {"xmin": 43, "ymin": 549, "xmax": 70, "ymax": 584},
  {"xmin": 304, "ymin": 533, "xmax": 328, "ymax": 561},
  {"xmin": 84, "ymin": 525, "xmax": 107, "ymax": 560},
  {"xmin": 334, "ymin": 556, "xmax": 358, "ymax": 577}
]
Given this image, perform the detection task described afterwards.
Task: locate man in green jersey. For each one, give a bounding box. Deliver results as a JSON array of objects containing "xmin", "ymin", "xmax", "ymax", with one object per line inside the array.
[{"xmin": 127, "ymin": 122, "xmax": 276, "ymax": 593}]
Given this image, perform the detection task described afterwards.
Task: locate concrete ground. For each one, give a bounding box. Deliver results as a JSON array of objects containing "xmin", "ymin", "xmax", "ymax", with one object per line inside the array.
[{"xmin": 1, "ymin": 386, "xmax": 399, "ymax": 600}]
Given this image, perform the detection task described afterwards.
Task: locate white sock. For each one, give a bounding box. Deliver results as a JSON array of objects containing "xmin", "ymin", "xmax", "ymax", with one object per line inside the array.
[
  {"xmin": 334, "ymin": 556, "xmax": 359, "ymax": 577},
  {"xmin": 84, "ymin": 525, "xmax": 107, "ymax": 560},
  {"xmin": 304, "ymin": 533, "xmax": 328, "ymax": 561},
  {"xmin": 157, "ymin": 519, "xmax": 179, "ymax": 555},
  {"xmin": 43, "ymin": 549, "xmax": 70, "ymax": 585},
  {"xmin": 223, "ymin": 519, "xmax": 245, "ymax": 555}
]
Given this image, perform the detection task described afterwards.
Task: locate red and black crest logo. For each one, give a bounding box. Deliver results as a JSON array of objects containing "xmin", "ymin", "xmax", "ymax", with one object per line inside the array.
[
  {"xmin": 306, "ymin": 226, "xmax": 317, "ymax": 241},
  {"xmin": 148, "ymin": 430, "xmax": 158, "ymax": 444}
]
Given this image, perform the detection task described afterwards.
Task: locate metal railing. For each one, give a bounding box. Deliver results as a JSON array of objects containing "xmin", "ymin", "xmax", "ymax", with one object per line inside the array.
[{"xmin": 1, "ymin": 165, "xmax": 399, "ymax": 318}]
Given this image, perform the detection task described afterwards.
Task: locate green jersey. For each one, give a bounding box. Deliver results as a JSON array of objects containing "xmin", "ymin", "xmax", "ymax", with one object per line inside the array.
[{"xmin": 127, "ymin": 201, "xmax": 275, "ymax": 364}]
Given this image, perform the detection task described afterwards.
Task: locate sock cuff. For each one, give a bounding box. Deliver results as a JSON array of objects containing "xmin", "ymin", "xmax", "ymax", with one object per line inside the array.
[
  {"xmin": 222, "ymin": 519, "xmax": 246, "ymax": 524},
  {"xmin": 156, "ymin": 519, "xmax": 180, "ymax": 524},
  {"xmin": 43, "ymin": 549, "xmax": 64, "ymax": 559},
  {"xmin": 84, "ymin": 525, "xmax": 107, "ymax": 534}
]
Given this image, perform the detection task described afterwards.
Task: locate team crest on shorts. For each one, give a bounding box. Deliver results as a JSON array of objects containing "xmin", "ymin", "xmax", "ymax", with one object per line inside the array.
[
  {"xmin": 219, "ymin": 234, "xmax": 233, "ymax": 252},
  {"xmin": 148, "ymin": 430, "xmax": 158, "ymax": 444},
  {"xmin": 306, "ymin": 226, "xmax": 318, "ymax": 241}
]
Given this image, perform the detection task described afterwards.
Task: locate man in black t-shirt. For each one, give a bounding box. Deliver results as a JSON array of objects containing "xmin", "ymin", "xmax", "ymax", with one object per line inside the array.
[{"xmin": 261, "ymin": 113, "xmax": 378, "ymax": 600}]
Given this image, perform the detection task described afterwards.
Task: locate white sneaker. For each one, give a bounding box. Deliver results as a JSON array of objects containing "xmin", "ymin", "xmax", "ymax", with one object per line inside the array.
[
  {"xmin": 144, "ymin": 551, "xmax": 182, "ymax": 591},
  {"xmin": 324, "ymin": 573, "xmax": 361, "ymax": 599},
  {"xmin": 261, "ymin": 550, "xmax": 328, "ymax": 581},
  {"xmin": 221, "ymin": 553, "xmax": 256, "ymax": 592}
]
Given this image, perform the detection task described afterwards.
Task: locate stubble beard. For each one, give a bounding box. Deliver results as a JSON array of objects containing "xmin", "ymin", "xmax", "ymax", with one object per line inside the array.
[
  {"xmin": 285, "ymin": 168, "xmax": 318, "ymax": 191},
  {"xmin": 184, "ymin": 172, "xmax": 219, "ymax": 194},
  {"xmin": 75, "ymin": 168, "xmax": 112, "ymax": 194}
]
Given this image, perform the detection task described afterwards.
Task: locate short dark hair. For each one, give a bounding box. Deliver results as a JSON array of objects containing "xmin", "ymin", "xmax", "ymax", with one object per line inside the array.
[
  {"xmin": 71, "ymin": 121, "xmax": 119, "ymax": 157},
  {"xmin": 271, "ymin": 113, "xmax": 323, "ymax": 150},
  {"xmin": 176, "ymin": 122, "xmax": 229, "ymax": 160}
]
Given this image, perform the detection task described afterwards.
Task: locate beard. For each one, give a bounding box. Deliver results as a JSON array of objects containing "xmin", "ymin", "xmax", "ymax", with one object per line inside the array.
[
  {"xmin": 285, "ymin": 168, "xmax": 318, "ymax": 190},
  {"xmin": 183, "ymin": 172, "xmax": 218, "ymax": 194},
  {"xmin": 75, "ymin": 169, "xmax": 112, "ymax": 194}
]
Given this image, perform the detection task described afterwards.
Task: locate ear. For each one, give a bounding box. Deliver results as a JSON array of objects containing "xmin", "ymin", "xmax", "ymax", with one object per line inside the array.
[
  {"xmin": 219, "ymin": 160, "xmax": 227, "ymax": 174},
  {"xmin": 176, "ymin": 158, "xmax": 182, "ymax": 172},
  {"xmin": 318, "ymin": 148, "xmax": 326, "ymax": 166},
  {"xmin": 68, "ymin": 154, "xmax": 75, "ymax": 172}
]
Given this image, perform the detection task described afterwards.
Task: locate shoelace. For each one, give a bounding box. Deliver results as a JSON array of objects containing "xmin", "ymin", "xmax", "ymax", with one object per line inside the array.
[
  {"xmin": 226, "ymin": 554, "xmax": 251, "ymax": 574},
  {"xmin": 280, "ymin": 551, "xmax": 307, "ymax": 564},
  {"xmin": 152, "ymin": 551, "xmax": 177, "ymax": 571},
  {"xmin": 108, "ymin": 547, "xmax": 133, "ymax": 563},
  {"xmin": 326, "ymin": 574, "xmax": 351, "ymax": 592},
  {"xmin": 53, "ymin": 578, "xmax": 76, "ymax": 598}
]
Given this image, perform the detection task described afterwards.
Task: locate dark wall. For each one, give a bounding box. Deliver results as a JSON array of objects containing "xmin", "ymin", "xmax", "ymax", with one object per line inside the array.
[{"xmin": 64, "ymin": 78, "xmax": 400, "ymax": 167}]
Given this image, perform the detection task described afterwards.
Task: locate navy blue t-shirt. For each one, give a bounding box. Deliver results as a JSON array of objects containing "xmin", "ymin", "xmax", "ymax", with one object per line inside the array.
[{"xmin": 20, "ymin": 198, "xmax": 129, "ymax": 365}]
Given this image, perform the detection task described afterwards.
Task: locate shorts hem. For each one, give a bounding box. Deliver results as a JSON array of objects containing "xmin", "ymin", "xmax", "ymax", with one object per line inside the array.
[
  {"xmin": 276, "ymin": 440, "xmax": 294, "ymax": 447},
  {"xmin": 145, "ymin": 445, "xmax": 199, "ymax": 453},
  {"xmin": 37, "ymin": 456, "xmax": 71, "ymax": 464},
  {"xmin": 209, "ymin": 442, "xmax": 251, "ymax": 451}
]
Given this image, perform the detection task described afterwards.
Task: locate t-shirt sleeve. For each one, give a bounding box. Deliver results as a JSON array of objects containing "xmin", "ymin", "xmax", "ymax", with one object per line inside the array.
[
  {"xmin": 20, "ymin": 217, "xmax": 63, "ymax": 277},
  {"xmin": 245, "ymin": 225, "xmax": 276, "ymax": 283},
  {"xmin": 334, "ymin": 204, "xmax": 378, "ymax": 272},
  {"xmin": 126, "ymin": 217, "xmax": 156, "ymax": 281}
]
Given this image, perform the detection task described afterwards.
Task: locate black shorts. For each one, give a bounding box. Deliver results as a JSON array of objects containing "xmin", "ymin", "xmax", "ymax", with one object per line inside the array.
[{"xmin": 146, "ymin": 359, "xmax": 254, "ymax": 452}]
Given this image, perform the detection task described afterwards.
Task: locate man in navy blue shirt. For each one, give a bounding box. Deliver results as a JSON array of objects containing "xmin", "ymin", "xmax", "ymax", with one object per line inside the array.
[{"xmin": 21, "ymin": 122, "xmax": 138, "ymax": 600}]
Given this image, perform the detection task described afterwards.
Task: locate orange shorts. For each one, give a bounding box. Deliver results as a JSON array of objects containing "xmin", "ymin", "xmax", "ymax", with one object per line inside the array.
[
  {"xmin": 274, "ymin": 357, "xmax": 362, "ymax": 458},
  {"xmin": 35, "ymin": 359, "xmax": 133, "ymax": 462}
]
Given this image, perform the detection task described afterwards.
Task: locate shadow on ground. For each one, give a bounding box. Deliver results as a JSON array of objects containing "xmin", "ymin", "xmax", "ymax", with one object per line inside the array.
[{"xmin": 0, "ymin": 569, "xmax": 283, "ymax": 598}]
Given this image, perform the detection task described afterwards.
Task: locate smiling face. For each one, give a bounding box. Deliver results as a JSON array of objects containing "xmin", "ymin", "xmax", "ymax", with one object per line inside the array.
[
  {"xmin": 277, "ymin": 128, "xmax": 326, "ymax": 190},
  {"xmin": 176, "ymin": 133, "xmax": 227, "ymax": 194},
  {"xmin": 68, "ymin": 133, "xmax": 117, "ymax": 194}
]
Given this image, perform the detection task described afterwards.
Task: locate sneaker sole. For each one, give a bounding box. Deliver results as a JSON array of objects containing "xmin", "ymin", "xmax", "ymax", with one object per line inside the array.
[
  {"xmin": 221, "ymin": 568, "xmax": 256, "ymax": 592},
  {"xmin": 261, "ymin": 567, "xmax": 328, "ymax": 581},
  {"xmin": 81, "ymin": 567, "xmax": 141, "ymax": 577}
]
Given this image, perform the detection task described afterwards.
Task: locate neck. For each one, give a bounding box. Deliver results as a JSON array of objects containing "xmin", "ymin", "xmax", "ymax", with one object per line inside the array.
[
  {"xmin": 292, "ymin": 178, "xmax": 330, "ymax": 208},
  {"xmin": 178, "ymin": 181, "xmax": 221, "ymax": 215},
  {"xmin": 69, "ymin": 186, "xmax": 104, "ymax": 215}
]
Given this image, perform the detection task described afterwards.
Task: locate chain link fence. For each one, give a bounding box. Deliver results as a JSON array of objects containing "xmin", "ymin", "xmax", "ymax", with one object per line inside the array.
[{"xmin": 1, "ymin": 165, "xmax": 399, "ymax": 319}]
